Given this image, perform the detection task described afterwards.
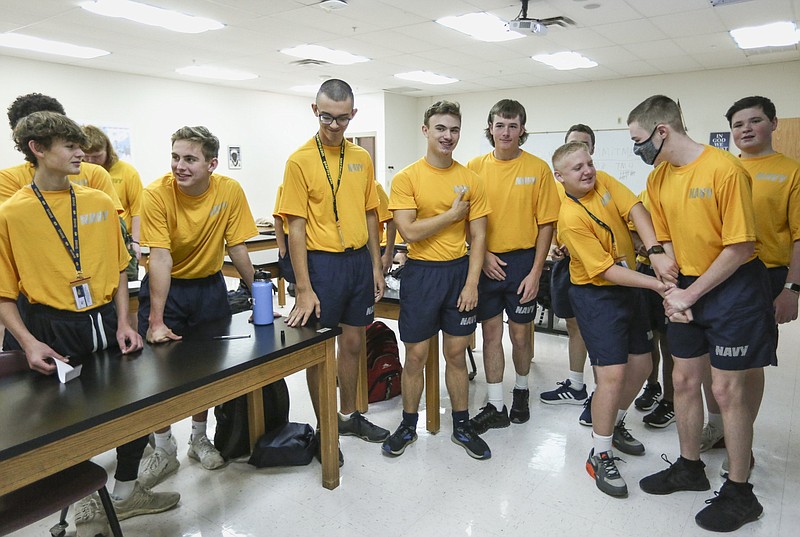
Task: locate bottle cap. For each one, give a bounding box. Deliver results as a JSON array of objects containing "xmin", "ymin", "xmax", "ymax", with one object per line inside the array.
[{"xmin": 254, "ymin": 269, "xmax": 271, "ymax": 281}]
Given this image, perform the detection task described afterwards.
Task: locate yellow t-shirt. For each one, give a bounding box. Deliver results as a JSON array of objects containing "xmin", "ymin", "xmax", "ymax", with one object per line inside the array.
[
  {"xmin": 647, "ymin": 146, "xmax": 757, "ymax": 277},
  {"xmin": 0, "ymin": 161, "xmax": 123, "ymax": 213},
  {"xmin": 0, "ymin": 185, "xmax": 129, "ymax": 311},
  {"xmin": 554, "ymin": 170, "xmax": 614, "ymax": 247},
  {"xmin": 742, "ymin": 153, "xmax": 800, "ymax": 268},
  {"xmin": 280, "ymin": 137, "xmax": 378, "ymax": 252},
  {"xmin": 559, "ymin": 173, "xmax": 639, "ymax": 286},
  {"xmin": 107, "ymin": 160, "xmax": 143, "ymax": 232},
  {"xmin": 272, "ymin": 184, "xmax": 289, "ymax": 234},
  {"xmin": 467, "ymin": 150, "xmax": 560, "ymax": 253},
  {"xmin": 389, "ymin": 158, "xmax": 491, "ymax": 261},
  {"xmin": 375, "ymin": 181, "xmax": 393, "ymax": 247},
  {"xmin": 142, "ymin": 173, "xmax": 258, "ymax": 279}
]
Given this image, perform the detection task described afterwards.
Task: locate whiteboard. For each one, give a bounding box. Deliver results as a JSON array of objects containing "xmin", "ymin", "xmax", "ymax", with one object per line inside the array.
[{"xmin": 523, "ymin": 129, "xmax": 654, "ymax": 195}]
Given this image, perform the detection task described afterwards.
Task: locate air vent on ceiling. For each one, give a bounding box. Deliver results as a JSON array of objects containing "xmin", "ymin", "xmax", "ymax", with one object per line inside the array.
[
  {"xmin": 742, "ymin": 43, "xmax": 798, "ymax": 56},
  {"xmin": 290, "ymin": 58, "xmax": 330, "ymax": 66},
  {"xmin": 709, "ymin": 0, "xmax": 754, "ymax": 6}
]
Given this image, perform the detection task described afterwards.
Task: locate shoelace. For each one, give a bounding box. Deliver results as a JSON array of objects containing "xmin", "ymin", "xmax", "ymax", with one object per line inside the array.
[
  {"xmin": 75, "ymin": 498, "xmax": 100, "ymax": 521},
  {"xmin": 599, "ymin": 454, "xmax": 624, "ymax": 479},
  {"xmin": 143, "ymin": 450, "xmax": 166, "ymax": 472},
  {"xmin": 659, "ymin": 453, "xmax": 675, "ymax": 467},
  {"xmin": 616, "ymin": 420, "xmax": 636, "ymax": 441}
]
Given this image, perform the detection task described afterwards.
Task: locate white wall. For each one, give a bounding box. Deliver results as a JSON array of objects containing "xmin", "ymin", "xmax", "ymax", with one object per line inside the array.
[
  {"xmin": 416, "ymin": 61, "xmax": 800, "ymax": 166},
  {"xmin": 382, "ymin": 92, "xmax": 420, "ymax": 189},
  {"xmin": 0, "ymin": 56, "xmax": 387, "ymax": 218}
]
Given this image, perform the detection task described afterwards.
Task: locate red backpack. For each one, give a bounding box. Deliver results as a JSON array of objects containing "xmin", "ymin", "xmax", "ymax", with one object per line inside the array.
[{"xmin": 365, "ymin": 321, "xmax": 402, "ymax": 403}]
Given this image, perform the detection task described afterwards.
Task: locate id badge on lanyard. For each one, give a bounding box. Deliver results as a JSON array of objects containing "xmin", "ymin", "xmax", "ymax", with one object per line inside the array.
[{"xmin": 70, "ymin": 276, "xmax": 93, "ymax": 310}]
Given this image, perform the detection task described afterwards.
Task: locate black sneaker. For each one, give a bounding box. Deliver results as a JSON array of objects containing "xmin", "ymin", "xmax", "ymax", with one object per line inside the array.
[
  {"xmin": 695, "ymin": 480, "xmax": 763, "ymax": 532},
  {"xmin": 643, "ymin": 399, "xmax": 675, "ymax": 428},
  {"xmin": 338, "ymin": 411, "xmax": 390, "ymax": 442},
  {"xmin": 579, "ymin": 393, "xmax": 593, "ymax": 426},
  {"xmin": 452, "ymin": 423, "xmax": 491, "ymax": 460},
  {"xmin": 634, "ymin": 382, "xmax": 662, "ymax": 411},
  {"xmin": 612, "ymin": 419, "xmax": 645, "ymax": 455},
  {"xmin": 314, "ymin": 430, "xmax": 344, "ymax": 468},
  {"xmin": 381, "ymin": 423, "xmax": 417, "ymax": 457},
  {"xmin": 586, "ymin": 448, "xmax": 628, "ymax": 498},
  {"xmin": 469, "ymin": 403, "xmax": 510, "ymax": 434},
  {"xmin": 509, "ymin": 388, "xmax": 530, "ymax": 424},
  {"xmin": 639, "ymin": 454, "xmax": 711, "ymax": 495}
]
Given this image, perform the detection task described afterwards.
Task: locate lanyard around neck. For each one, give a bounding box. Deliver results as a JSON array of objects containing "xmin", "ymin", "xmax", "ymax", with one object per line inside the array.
[
  {"xmin": 566, "ymin": 190, "xmax": 617, "ymax": 252},
  {"xmin": 314, "ymin": 134, "xmax": 345, "ymax": 223},
  {"xmin": 31, "ymin": 181, "xmax": 82, "ymax": 277}
]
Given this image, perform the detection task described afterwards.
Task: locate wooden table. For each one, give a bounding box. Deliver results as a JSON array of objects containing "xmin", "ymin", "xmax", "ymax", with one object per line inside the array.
[
  {"xmin": 0, "ymin": 313, "xmax": 341, "ymax": 496},
  {"xmin": 357, "ymin": 289, "xmax": 441, "ymax": 434}
]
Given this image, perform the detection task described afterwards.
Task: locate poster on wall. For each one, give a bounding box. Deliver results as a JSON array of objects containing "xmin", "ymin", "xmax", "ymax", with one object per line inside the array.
[
  {"xmin": 709, "ymin": 132, "xmax": 730, "ymax": 151},
  {"xmin": 101, "ymin": 126, "xmax": 133, "ymax": 161},
  {"xmin": 228, "ymin": 146, "xmax": 241, "ymax": 169}
]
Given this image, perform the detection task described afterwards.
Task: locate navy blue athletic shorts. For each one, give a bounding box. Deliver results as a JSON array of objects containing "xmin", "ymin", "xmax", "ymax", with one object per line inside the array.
[
  {"xmin": 399, "ymin": 256, "xmax": 477, "ymax": 343},
  {"xmin": 637, "ymin": 263, "xmax": 667, "ymax": 333},
  {"xmin": 137, "ymin": 271, "xmax": 231, "ymax": 337},
  {"xmin": 477, "ymin": 248, "xmax": 538, "ymax": 323},
  {"xmin": 667, "ymin": 259, "xmax": 777, "ymax": 370},
  {"xmin": 308, "ymin": 246, "xmax": 374, "ymax": 328},
  {"xmin": 767, "ymin": 266, "xmax": 788, "ymax": 300},
  {"xmin": 550, "ymin": 257, "xmax": 574, "ymax": 319},
  {"xmin": 569, "ymin": 284, "xmax": 653, "ymax": 366}
]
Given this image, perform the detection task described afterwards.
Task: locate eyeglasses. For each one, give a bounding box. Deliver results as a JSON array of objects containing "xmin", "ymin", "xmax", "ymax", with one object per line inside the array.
[{"xmin": 317, "ymin": 113, "xmax": 352, "ymax": 126}]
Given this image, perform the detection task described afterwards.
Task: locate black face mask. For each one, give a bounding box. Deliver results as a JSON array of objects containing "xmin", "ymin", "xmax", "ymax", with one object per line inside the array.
[{"xmin": 633, "ymin": 126, "xmax": 664, "ymax": 166}]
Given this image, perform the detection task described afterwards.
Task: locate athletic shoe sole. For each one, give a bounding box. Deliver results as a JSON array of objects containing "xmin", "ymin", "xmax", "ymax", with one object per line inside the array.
[
  {"xmin": 451, "ymin": 435, "xmax": 491, "ymax": 460},
  {"xmin": 539, "ymin": 396, "xmax": 586, "ymax": 406},
  {"xmin": 381, "ymin": 434, "xmax": 417, "ymax": 457}
]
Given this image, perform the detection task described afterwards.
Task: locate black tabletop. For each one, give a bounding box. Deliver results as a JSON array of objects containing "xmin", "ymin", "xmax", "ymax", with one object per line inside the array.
[{"xmin": 0, "ymin": 313, "xmax": 339, "ymax": 462}]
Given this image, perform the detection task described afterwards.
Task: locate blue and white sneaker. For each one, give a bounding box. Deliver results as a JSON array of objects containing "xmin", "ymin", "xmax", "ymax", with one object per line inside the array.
[
  {"xmin": 579, "ymin": 393, "xmax": 593, "ymax": 426},
  {"xmin": 540, "ymin": 379, "xmax": 588, "ymax": 405}
]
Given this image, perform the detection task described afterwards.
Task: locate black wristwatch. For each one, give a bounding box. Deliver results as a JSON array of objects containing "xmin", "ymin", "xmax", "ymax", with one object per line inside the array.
[
  {"xmin": 785, "ymin": 282, "xmax": 800, "ymax": 294},
  {"xmin": 646, "ymin": 245, "xmax": 665, "ymax": 256}
]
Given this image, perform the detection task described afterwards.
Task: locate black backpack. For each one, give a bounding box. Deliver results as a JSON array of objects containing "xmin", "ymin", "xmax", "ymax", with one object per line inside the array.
[{"xmin": 213, "ymin": 379, "xmax": 290, "ymax": 460}]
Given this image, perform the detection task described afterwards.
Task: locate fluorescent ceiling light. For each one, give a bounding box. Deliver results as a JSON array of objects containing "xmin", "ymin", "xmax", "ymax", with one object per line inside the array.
[
  {"xmin": 394, "ymin": 71, "xmax": 458, "ymax": 85},
  {"xmin": 532, "ymin": 51, "xmax": 597, "ymax": 70},
  {"xmin": 280, "ymin": 44, "xmax": 369, "ymax": 65},
  {"xmin": 730, "ymin": 21, "xmax": 800, "ymax": 49},
  {"xmin": 176, "ymin": 66, "xmax": 257, "ymax": 81},
  {"xmin": 436, "ymin": 12, "xmax": 525, "ymax": 42},
  {"xmin": 0, "ymin": 33, "xmax": 109, "ymax": 59},
  {"xmin": 81, "ymin": 0, "xmax": 224, "ymax": 34}
]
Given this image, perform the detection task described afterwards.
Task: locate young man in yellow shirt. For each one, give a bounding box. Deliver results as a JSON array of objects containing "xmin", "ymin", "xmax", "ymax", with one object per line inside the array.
[{"xmin": 629, "ymin": 95, "xmax": 776, "ymax": 532}]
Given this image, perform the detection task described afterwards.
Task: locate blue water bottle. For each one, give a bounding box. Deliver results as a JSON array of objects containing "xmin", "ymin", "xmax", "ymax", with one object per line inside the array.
[{"xmin": 252, "ymin": 270, "xmax": 274, "ymax": 325}]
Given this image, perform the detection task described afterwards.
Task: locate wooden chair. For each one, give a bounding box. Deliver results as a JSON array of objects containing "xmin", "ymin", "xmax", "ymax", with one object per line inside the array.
[{"xmin": 0, "ymin": 351, "xmax": 123, "ymax": 537}]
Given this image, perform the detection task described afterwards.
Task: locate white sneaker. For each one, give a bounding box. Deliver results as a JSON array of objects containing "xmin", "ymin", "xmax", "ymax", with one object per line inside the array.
[
  {"xmin": 74, "ymin": 494, "xmax": 110, "ymax": 537},
  {"xmin": 112, "ymin": 481, "xmax": 180, "ymax": 521},
  {"xmin": 138, "ymin": 447, "xmax": 180, "ymax": 489},
  {"xmin": 187, "ymin": 435, "xmax": 225, "ymax": 470},
  {"xmin": 700, "ymin": 421, "xmax": 725, "ymax": 452}
]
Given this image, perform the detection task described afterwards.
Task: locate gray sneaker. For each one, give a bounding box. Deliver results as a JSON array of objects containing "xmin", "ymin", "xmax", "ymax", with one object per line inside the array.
[
  {"xmin": 75, "ymin": 494, "xmax": 110, "ymax": 537},
  {"xmin": 188, "ymin": 435, "xmax": 225, "ymax": 470},
  {"xmin": 700, "ymin": 421, "xmax": 725, "ymax": 452},
  {"xmin": 338, "ymin": 411, "xmax": 390, "ymax": 442},
  {"xmin": 112, "ymin": 481, "xmax": 180, "ymax": 521},
  {"xmin": 138, "ymin": 447, "xmax": 180, "ymax": 489},
  {"xmin": 612, "ymin": 419, "xmax": 645, "ymax": 455},
  {"xmin": 586, "ymin": 448, "xmax": 628, "ymax": 497}
]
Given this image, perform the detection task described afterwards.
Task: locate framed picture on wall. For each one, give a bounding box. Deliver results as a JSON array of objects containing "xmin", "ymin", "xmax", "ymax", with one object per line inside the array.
[{"xmin": 228, "ymin": 146, "xmax": 241, "ymax": 169}]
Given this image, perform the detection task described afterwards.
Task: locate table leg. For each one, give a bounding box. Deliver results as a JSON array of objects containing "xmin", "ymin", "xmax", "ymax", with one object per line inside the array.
[
  {"xmin": 356, "ymin": 330, "xmax": 368, "ymax": 413},
  {"xmin": 246, "ymin": 387, "xmax": 265, "ymax": 450},
  {"xmin": 318, "ymin": 337, "xmax": 340, "ymax": 489},
  {"xmin": 424, "ymin": 333, "xmax": 440, "ymax": 434},
  {"xmin": 277, "ymin": 277, "xmax": 286, "ymax": 307}
]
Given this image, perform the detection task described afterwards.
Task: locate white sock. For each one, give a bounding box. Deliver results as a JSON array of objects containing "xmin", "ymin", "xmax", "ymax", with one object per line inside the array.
[
  {"xmin": 487, "ymin": 382, "xmax": 504, "ymax": 409},
  {"xmin": 191, "ymin": 420, "xmax": 207, "ymax": 441},
  {"xmin": 338, "ymin": 411, "xmax": 351, "ymax": 422},
  {"xmin": 616, "ymin": 410, "xmax": 627, "ymax": 425},
  {"xmin": 593, "ymin": 432, "xmax": 613, "ymax": 455},
  {"xmin": 569, "ymin": 370, "xmax": 585, "ymax": 390},
  {"xmin": 707, "ymin": 412, "xmax": 723, "ymax": 428},
  {"xmin": 515, "ymin": 374, "xmax": 529, "ymax": 390},
  {"xmin": 112, "ymin": 479, "xmax": 135, "ymax": 501},
  {"xmin": 154, "ymin": 431, "xmax": 176, "ymax": 455}
]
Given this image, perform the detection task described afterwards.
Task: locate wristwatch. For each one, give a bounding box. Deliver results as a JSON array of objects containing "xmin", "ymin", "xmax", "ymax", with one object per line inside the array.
[
  {"xmin": 646, "ymin": 245, "xmax": 665, "ymax": 256},
  {"xmin": 785, "ymin": 282, "xmax": 800, "ymax": 294}
]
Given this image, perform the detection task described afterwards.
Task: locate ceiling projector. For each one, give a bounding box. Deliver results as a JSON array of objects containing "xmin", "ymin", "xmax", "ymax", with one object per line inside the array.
[{"xmin": 508, "ymin": 19, "xmax": 548, "ymax": 35}]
